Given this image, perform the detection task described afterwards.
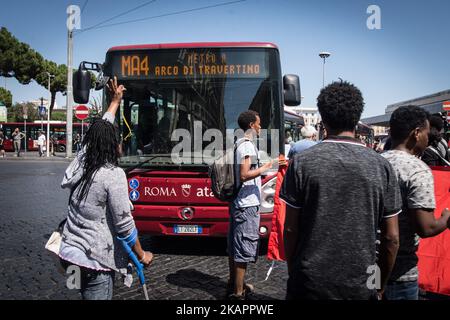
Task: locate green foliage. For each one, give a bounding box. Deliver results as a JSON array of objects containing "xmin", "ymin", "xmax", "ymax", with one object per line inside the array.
[
  {"xmin": 51, "ymin": 111, "xmax": 67, "ymax": 121},
  {"xmin": 8, "ymin": 102, "xmax": 38, "ymax": 122},
  {"xmin": 0, "ymin": 27, "xmax": 97, "ymax": 115},
  {"xmin": 0, "ymin": 27, "xmax": 44, "ymax": 84},
  {"xmin": 0, "ymin": 87, "xmax": 12, "ymax": 108}
]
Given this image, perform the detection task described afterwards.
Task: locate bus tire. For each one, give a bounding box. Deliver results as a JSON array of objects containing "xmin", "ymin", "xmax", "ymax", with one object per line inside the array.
[{"xmin": 58, "ymin": 145, "xmax": 66, "ymax": 153}]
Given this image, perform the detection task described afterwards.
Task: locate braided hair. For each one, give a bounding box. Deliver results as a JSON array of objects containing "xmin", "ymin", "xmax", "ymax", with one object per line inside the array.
[{"xmin": 76, "ymin": 118, "xmax": 120, "ymax": 201}]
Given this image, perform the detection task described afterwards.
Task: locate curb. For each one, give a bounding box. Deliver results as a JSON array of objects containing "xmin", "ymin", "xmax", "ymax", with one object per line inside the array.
[
  {"xmin": 0, "ymin": 158, "xmax": 73, "ymax": 162},
  {"xmin": 0, "ymin": 155, "xmax": 74, "ymax": 162}
]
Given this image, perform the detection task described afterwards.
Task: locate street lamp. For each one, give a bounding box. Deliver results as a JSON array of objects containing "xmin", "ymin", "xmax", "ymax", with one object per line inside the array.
[
  {"xmin": 319, "ymin": 52, "xmax": 331, "ymax": 88},
  {"xmin": 46, "ymin": 72, "xmax": 55, "ymax": 157},
  {"xmin": 317, "ymin": 52, "xmax": 331, "ymax": 141}
]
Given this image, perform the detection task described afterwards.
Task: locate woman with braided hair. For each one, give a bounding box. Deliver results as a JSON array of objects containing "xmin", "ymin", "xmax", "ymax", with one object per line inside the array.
[{"xmin": 59, "ymin": 77, "xmax": 153, "ymax": 300}]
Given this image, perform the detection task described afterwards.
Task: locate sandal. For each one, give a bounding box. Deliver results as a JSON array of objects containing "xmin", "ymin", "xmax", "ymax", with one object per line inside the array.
[
  {"xmin": 227, "ymin": 293, "xmax": 246, "ymax": 301},
  {"xmin": 226, "ymin": 280, "xmax": 254, "ymax": 296}
]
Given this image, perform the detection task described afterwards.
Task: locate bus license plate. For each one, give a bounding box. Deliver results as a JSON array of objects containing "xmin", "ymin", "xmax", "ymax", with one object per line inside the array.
[{"xmin": 174, "ymin": 225, "xmax": 202, "ymax": 234}]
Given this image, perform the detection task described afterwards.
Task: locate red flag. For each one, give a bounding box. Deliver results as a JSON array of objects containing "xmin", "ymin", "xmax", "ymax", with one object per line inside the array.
[
  {"xmin": 267, "ymin": 157, "xmax": 288, "ymax": 261},
  {"xmin": 418, "ymin": 167, "xmax": 450, "ymax": 296}
]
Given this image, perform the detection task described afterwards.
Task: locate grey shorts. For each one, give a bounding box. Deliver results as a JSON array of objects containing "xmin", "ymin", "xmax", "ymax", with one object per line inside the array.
[{"xmin": 228, "ymin": 205, "xmax": 260, "ymax": 263}]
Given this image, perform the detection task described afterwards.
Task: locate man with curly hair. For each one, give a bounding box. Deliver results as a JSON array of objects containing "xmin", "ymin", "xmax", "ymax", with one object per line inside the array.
[
  {"xmin": 421, "ymin": 114, "xmax": 450, "ymax": 166},
  {"xmin": 382, "ymin": 106, "xmax": 450, "ymax": 300},
  {"xmin": 280, "ymin": 81, "xmax": 402, "ymax": 300}
]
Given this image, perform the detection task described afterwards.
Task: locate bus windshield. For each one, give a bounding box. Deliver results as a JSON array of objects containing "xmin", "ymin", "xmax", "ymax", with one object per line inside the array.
[{"xmin": 104, "ymin": 47, "xmax": 282, "ymax": 167}]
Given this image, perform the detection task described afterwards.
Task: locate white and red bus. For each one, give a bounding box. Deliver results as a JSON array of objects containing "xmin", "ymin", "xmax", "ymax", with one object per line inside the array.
[
  {"xmin": 356, "ymin": 121, "xmax": 375, "ymax": 148},
  {"xmin": 73, "ymin": 42, "xmax": 301, "ymax": 237},
  {"xmin": 0, "ymin": 122, "xmax": 88, "ymax": 152}
]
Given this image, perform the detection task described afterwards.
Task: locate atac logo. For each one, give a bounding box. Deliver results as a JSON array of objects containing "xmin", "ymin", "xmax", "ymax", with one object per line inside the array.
[{"xmin": 182, "ymin": 184, "xmax": 192, "ymax": 198}]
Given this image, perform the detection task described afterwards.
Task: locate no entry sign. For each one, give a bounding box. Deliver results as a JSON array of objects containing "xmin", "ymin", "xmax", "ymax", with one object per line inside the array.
[{"xmin": 75, "ymin": 105, "xmax": 89, "ymax": 121}]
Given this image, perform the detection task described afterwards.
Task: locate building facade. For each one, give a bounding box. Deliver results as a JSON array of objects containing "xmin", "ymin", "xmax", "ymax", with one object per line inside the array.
[
  {"xmin": 285, "ymin": 106, "xmax": 321, "ymax": 127},
  {"xmin": 362, "ymin": 89, "xmax": 450, "ymax": 127}
]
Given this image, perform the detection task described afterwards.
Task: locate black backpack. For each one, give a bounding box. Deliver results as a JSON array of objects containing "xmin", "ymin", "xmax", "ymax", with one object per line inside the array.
[{"xmin": 209, "ymin": 139, "xmax": 248, "ymax": 202}]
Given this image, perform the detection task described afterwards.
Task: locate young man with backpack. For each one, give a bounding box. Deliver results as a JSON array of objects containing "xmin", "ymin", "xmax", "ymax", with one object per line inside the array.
[{"xmin": 226, "ymin": 110, "xmax": 273, "ymax": 300}]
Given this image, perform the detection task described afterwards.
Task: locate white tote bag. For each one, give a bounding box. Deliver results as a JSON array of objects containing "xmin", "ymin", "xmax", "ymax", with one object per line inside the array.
[{"xmin": 45, "ymin": 219, "xmax": 66, "ymax": 255}]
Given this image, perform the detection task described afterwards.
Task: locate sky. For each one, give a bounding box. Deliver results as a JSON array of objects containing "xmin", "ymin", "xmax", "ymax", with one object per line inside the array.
[{"xmin": 0, "ymin": 0, "xmax": 449, "ymax": 118}]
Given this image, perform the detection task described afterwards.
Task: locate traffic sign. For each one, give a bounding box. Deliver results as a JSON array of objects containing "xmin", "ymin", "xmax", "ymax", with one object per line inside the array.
[
  {"xmin": 75, "ymin": 105, "xmax": 89, "ymax": 121},
  {"xmin": 39, "ymin": 106, "xmax": 46, "ymax": 117},
  {"xmin": 130, "ymin": 190, "xmax": 140, "ymax": 202},
  {"xmin": 443, "ymin": 101, "xmax": 450, "ymax": 112},
  {"xmin": 129, "ymin": 179, "xmax": 139, "ymax": 190}
]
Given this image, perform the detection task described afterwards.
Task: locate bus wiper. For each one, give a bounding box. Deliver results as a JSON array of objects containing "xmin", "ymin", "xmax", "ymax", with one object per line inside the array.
[{"xmin": 123, "ymin": 154, "xmax": 172, "ymax": 174}]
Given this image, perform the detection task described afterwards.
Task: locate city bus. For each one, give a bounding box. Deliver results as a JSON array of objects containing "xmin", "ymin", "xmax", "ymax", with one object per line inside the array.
[
  {"xmin": 73, "ymin": 42, "xmax": 301, "ymax": 237},
  {"xmin": 284, "ymin": 109, "xmax": 304, "ymax": 156},
  {"xmin": 355, "ymin": 121, "xmax": 375, "ymax": 148},
  {"xmin": 0, "ymin": 122, "xmax": 88, "ymax": 152},
  {"xmin": 284, "ymin": 109, "xmax": 304, "ymax": 141}
]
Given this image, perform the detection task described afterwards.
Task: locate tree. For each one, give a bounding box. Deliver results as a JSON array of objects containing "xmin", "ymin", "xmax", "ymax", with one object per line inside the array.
[
  {"xmin": 35, "ymin": 61, "xmax": 68, "ymax": 115},
  {"xmin": 8, "ymin": 102, "xmax": 38, "ymax": 122},
  {"xmin": 0, "ymin": 27, "xmax": 44, "ymax": 84},
  {"xmin": 0, "ymin": 87, "xmax": 12, "ymax": 108},
  {"xmin": 1, "ymin": 27, "xmax": 97, "ymax": 116},
  {"xmin": 51, "ymin": 111, "xmax": 67, "ymax": 122}
]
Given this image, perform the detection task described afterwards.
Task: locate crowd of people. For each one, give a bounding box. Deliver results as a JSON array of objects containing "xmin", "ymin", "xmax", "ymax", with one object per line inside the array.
[
  {"xmin": 281, "ymin": 82, "xmax": 449, "ymax": 300},
  {"xmin": 230, "ymin": 81, "xmax": 450, "ymax": 300},
  {"xmin": 49, "ymin": 77, "xmax": 449, "ymax": 300},
  {"xmin": 0, "ymin": 128, "xmax": 84, "ymax": 158}
]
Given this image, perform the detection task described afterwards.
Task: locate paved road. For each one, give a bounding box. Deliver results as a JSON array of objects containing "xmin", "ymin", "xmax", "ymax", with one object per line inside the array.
[{"xmin": 0, "ymin": 160, "xmax": 287, "ymax": 300}]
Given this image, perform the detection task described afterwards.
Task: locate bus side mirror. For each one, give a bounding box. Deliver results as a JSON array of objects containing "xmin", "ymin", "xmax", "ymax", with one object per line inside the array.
[
  {"xmin": 283, "ymin": 74, "xmax": 301, "ymax": 106},
  {"xmin": 73, "ymin": 64, "xmax": 92, "ymax": 104}
]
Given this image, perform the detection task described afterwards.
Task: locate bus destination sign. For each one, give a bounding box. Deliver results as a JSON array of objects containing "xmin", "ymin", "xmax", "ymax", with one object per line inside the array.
[{"xmin": 108, "ymin": 49, "xmax": 269, "ymax": 80}]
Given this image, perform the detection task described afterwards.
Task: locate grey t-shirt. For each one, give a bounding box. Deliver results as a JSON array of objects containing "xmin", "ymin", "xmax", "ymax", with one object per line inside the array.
[
  {"xmin": 233, "ymin": 138, "xmax": 261, "ymax": 209},
  {"xmin": 280, "ymin": 136, "xmax": 402, "ymax": 299},
  {"xmin": 382, "ymin": 150, "xmax": 436, "ymax": 282}
]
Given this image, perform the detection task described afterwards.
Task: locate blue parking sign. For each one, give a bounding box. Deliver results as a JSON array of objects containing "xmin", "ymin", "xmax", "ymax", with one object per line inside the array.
[
  {"xmin": 129, "ymin": 178, "xmax": 139, "ymax": 190},
  {"xmin": 39, "ymin": 106, "xmax": 46, "ymax": 117},
  {"xmin": 129, "ymin": 190, "xmax": 140, "ymax": 202}
]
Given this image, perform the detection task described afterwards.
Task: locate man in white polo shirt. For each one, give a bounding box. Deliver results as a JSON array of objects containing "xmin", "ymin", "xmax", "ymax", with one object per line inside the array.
[{"xmin": 38, "ymin": 131, "xmax": 46, "ymax": 157}]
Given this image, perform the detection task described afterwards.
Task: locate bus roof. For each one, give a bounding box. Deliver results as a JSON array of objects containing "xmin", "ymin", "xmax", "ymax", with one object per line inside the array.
[
  {"xmin": 108, "ymin": 42, "xmax": 279, "ymax": 52},
  {"xmin": 284, "ymin": 110, "xmax": 305, "ymax": 125},
  {"xmin": 357, "ymin": 121, "xmax": 372, "ymax": 129}
]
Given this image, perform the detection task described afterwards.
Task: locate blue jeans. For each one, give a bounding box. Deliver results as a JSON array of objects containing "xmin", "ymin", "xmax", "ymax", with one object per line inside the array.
[
  {"xmin": 80, "ymin": 268, "xmax": 115, "ymax": 300},
  {"xmin": 385, "ymin": 280, "xmax": 419, "ymax": 300}
]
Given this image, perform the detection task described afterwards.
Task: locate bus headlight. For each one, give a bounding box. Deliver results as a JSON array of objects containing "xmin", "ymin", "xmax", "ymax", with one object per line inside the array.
[{"xmin": 260, "ymin": 177, "xmax": 277, "ymax": 213}]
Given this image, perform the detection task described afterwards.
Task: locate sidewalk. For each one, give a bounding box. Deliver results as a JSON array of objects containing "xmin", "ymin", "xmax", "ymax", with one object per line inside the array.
[{"xmin": 0, "ymin": 151, "xmax": 74, "ymax": 162}]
